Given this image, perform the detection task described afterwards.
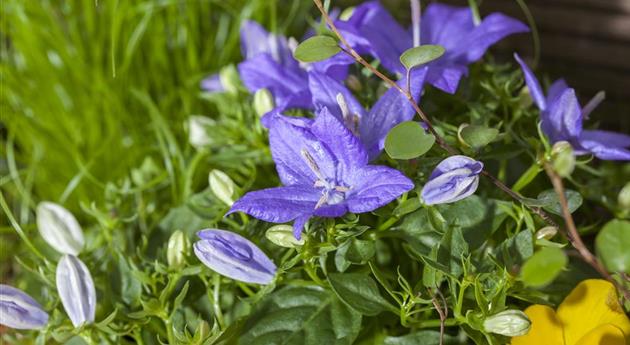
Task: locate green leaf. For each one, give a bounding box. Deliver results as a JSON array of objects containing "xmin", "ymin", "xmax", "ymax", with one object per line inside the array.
[
  {"xmin": 596, "ymin": 220, "xmax": 630, "ymax": 273},
  {"xmin": 328, "ymin": 273, "xmax": 395, "ymax": 316},
  {"xmin": 238, "ymin": 286, "xmax": 361, "ymax": 345},
  {"xmin": 335, "ymin": 238, "xmax": 375, "ymax": 272},
  {"xmin": 520, "ymin": 247, "xmax": 567, "ymax": 287},
  {"xmin": 437, "ymin": 226, "xmax": 469, "ymax": 277},
  {"xmin": 293, "ymin": 36, "xmax": 341, "ymax": 62},
  {"xmin": 495, "ymin": 230, "xmax": 533, "ymax": 268},
  {"xmin": 399, "ymin": 45, "xmax": 445, "ymax": 70},
  {"xmin": 385, "ymin": 121, "xmax": 435, "ymax": 159},
  {"xmin": 459, "ymin": 125, "xmax": 499, "ymax": 149},
  {"xmin": 537, "ymin": 189, "xmax": 583, "ymax": 215},
  {"xmin": 383, "ymin": 330, "xmax": 459, "ymax": 345}
]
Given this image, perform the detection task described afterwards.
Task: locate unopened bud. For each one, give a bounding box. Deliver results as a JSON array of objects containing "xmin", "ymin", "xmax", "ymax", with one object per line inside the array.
[
  {"xmin": 209, "ymin": 170, "xmax": 236, "ymax": 206},
  {"xmin": 254, "ymin": 88, "xmax": 274, "ymax": 117},
  {"xmin": 551, "ymin": 141, "xmax": 575, "ymax": 178},
  {"xmin": 193, "ymin": 320, "xmax": 211, "ymax": 343},
  {"xmin": 219, "ymin": 65, "xmax": 240, "ymax": 94},
  {"xmin": 483, "ymin": 309, "xmax": 531, "ymax": 336},
  {"xmin": 188, "ymin": 116, "xmax": 214, "ymax": 148},
  {"xmin": 265, "ymin": 225, "xmax": 305, "ymax": 248},
  {"xmin": 37, "ymin": 202, "xmax": 85, "ymax": 255},
  {"xmin": 618, "ymin": 182, "xmax": 630, "ymax": 211},
  {"xmin": 167, "ymin": 230, "xmax": 190, "ymax": 269},
  {"xmin": 535, "ymin": 226, "xmax": 558, "ymax": 240},
  {"xmin": 427, "ymin": 206, "xmax": 446, "ymax": 232},
  {"xmin": 346, "ymin": 75, "xmax": 362, "ymax": 92},
  {"xmin": 339, "ymin": 7, "xmax": 355, "ymax": 21}
]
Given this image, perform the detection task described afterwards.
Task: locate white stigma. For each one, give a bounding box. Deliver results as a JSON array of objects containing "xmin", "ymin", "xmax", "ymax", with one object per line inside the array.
[
  {"xmin": 582, "ymin": 91, "xmax": 605, "ymax": 120},
  {"xmin": 411, "ymin": 0, "xmax": 421, "ymax": 47}
]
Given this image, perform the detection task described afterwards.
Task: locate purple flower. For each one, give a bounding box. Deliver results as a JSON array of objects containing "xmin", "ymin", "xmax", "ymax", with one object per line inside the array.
[
  {"xmin": 348, "ymin": 1, "xmax": 529, "ymax": 93},
  {"xmin": 228, "ymin": 107, "xmax": 414, "ymax": 239},
  {"xmin": 0, "ymin": 285, "xmax": 49, "ymax": 330},
  {"xmin": 56, "ymin": 255, "xmax": 96, "ymax": 327},
  {"xmin": 421, "ymin": 155, "xmax": 483, "ymax": 205},
  {"xmin": 193, "ymin": 229, "xmax": 277, "ymax": 284},
  {"xmin": 515, "ymin": 54, "xmax": 630, "ymax": 160},
  {"xmin": 308, "ymin": 70, "xmax": 423, "ymax": 160},
  {"xmin": 204, "ymin": 20, "xmax": 357, "ymax": 112}
]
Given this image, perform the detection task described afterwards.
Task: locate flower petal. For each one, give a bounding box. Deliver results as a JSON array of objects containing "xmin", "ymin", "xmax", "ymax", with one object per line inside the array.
[
  {"xmin": 267, "ymin": 114, "xmax": 336, "ymax": 185},
  {"xmin": 421, "ymin": 4, "xmax": 473, "ymax": 53},
  {"xmin": 547, "ymin": 79, "xmax": 569, "ymax": 106},
  {"xmin": 425, "ymin": 64, "xmax": 468, "ymax": 94},
  {"xmin": 352, "ymin": 1, "xmax": 411, "ymax": 73},
  {"xmin": 238, "ymin": 54, "xmax": 311, "ymax": 110},
  {"xmin": 200, "ymin": 74, "xmax": 224, "ymax": 93},
  {"xmin": 240, "ymin": 20, "xmax": 296, "ymax": 70},
  {"xmin": 360, "ymin": 69, "xmax": 426, "ymax": 160},
  {"xmin": 228, "ymin": 186, "xmax": 319, "ymax": 224},
  {"xmin": 37, "ymin": 202, "xmax": 85, "ymax": 256},
  {"xmin": 308, "ymin": 71, "xmax": 366, "ymax": 122},
  {"xmin": 345, "ymin": 166, "xmax": 414, "ymax": 213},
  {"xmin": 514, "ymin": 53, "xmax": 546, "ymax": 111},
  {"xmin": 421, "ymin": 155, "xmax": 483, "ymax": 205},
  {"xmin": 580, "ymin": 130, "xmax": 630, "ymax": 148},
  {"xmin": 545, "ymin": 88, "xmax": 582, "ymax": 142},
  {"xmin": 510, "ymin": 305, "xmax": 564, "ymax": 345},
  {"xmin": 574, "ymin": 324, "xmax": 626, "ymax": 345},
  {"xmin": 578, "ymin": 129, "xmax": 630, "ymax": 160},
  {"xmin": 311, "ymin": 107, "xmax": 368, "ymax": 178},
  {"xmin": 56, "ymin": 255, "xmax": 96, "ymax": 328},
  {"xmin": 557, "ymin": 279, "xmax": 630, "ymax": 345},
  {"xmin": 453, "ymin": 13, "xmax": 529, "ymax": 64},
  {"xmin": 195, "ymin": 229, "xmax": 277, "ymax": 284},
  {"xmin": 0, "ymin": 285, "xmax": 49, "ymax": 330}
]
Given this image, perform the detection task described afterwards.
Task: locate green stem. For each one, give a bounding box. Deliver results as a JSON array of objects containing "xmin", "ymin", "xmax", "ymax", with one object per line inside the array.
[
  {"xmin": 213, "ymin": 274, "xmax": 226, "ymax": 329},
  {"xmin": 0, "ymin": 192, "xmax": 46, "ymax": 260},
  {"xmin": 378, "ymin": 216, "xmax": 400, "ymax": 231}
]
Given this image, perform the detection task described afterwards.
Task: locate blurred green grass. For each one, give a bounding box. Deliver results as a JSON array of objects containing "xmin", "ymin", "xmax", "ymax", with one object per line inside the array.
[{"xmin": 0, "ymin": 0, "xmax": 308, "ymax": 215}]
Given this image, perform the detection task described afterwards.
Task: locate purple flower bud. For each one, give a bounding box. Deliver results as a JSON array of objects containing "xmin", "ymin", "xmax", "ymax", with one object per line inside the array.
[
  {"xmin": 56, "ymin": 255, "xmax": 96, "ymax": 327},
  {"xmin": 0, "ymin": 285, "xmax": 49, "ymax": 330},
  {"xmin": 421, "ymin": 155, "xmax": 483, "ymax": 205},
  {"xmin": 193, "ymin": 229, "xmax": 277, "ymax": 285}
]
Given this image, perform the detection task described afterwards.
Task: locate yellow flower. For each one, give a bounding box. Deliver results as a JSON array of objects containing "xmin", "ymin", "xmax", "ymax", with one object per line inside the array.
[{"xmin": 511, "ymin": 279, "xmax": 630, "ymax": 345}]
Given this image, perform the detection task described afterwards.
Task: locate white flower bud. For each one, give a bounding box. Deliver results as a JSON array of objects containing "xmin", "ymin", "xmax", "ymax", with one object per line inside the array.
[
  {"xmin": 56, "ymin": 255, "xmax": 96, "ymax": 327},
  {"xmin": 535, "ymin": 226, "xmax": 558, "ymax": 240},
  {"xmin": 551, "ymin": 141, "xmax": 575, "ymax": 178},
  {"xmin": 188, "ymin": 116, "xmax": 214, "ymax": 148},
  {"xmin": 483, "ymin": 309, "xmax": 531, "ymax": 336},
  {"xmin": 209, "ymin": 170, "xmax": 236, "ymax": 206},
  {"xmin": 253, "ymin": 88, "xmax": 275, "ymax": 117},
  {"xmin": 219, "ymin": 65, "xmax": 240, "ymax": 94},
  {"xmin": 265, "ymin": 225, "xmax": 305, "ymax": 248},
  {"xmin": 167, "ymin": 230, "xmax": 190, "ymax": 269},
  {"xmin": 37, "ymin": 202, "xmax": 84, "ymax": 255}
]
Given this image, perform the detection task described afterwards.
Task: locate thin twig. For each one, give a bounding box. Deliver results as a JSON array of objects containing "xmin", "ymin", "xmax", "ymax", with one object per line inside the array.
[
  {"xmin": 428, "ymin": 289, "xmax": 447, "ymax": 345},
  {"xmin": 544, "ymin": 163, "xmax": 630, "ymax": 301}
]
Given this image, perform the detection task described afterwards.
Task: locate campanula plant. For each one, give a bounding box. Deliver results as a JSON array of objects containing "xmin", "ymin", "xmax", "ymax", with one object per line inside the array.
[{"xmin": 3, "ymin": 0, "xmax": 630, "ymax": 344}]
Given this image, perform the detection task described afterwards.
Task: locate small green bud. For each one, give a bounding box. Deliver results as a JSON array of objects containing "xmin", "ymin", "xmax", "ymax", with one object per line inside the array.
[
  {"xmin": 192, "ymin": 320, "xmax": 211, "ymax": 343},
  {"xmin": 167, "ymin": 230, "xmax": 190, "ymax": 269},
  {"xmin": 535, "ymin": 226, "xmax": 558, "ymax": 240},
  {"xmin": 618, "ymin": 182, "xmax": 630, "ymax": 211},
  {"xmin": 339, "ymin": 7, "xmax": 355, "ymax": 21},
  {"xmin": 265, "ymin": 225, "xmax": 305, "ymax": 248},
  {"xmin": 551, "ymin": 141, "xmax": 575, "ymax": 178},
  {"xmin": 483, "ymin": 309, "xmax": 531, "ymax": 336},
  {"xmin": 253, "ymin": 88, "xmax": 275, "ymax": 117},
  {"xmin": 219, "ymin": 65, "xmax": 240, "ymax": 94},
  {"xmin": 209, "ymin": 170, "xmax": 236, "ymax": 206},
  {"xmin": 346, "ymin": 75, "xmax": 362, "ymax": 92},
  {"xmin": 188, "ymin": 116, "xmax": 214, "ymax": 148},
  {"xmin": 427, "ymin": 206, "xmax": 447, "ymax": 233}
]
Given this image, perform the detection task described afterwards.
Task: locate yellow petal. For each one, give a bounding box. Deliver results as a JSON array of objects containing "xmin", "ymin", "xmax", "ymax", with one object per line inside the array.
[
  {"xmin": 511, "ymin": 305, "xmax": 564, "ymax": 345},
  {"xmin": 557, "ymin": 279, "xmax": 630, "ymax": 345},
  {"xmin": 574, "ymin": 324, "xmax": 626, "ymax": 345}
]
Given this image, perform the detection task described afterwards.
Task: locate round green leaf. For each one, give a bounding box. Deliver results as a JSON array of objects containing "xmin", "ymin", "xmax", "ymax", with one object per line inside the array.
[
  {"xmin": 520, "ymin": 247, "xmax": 567, "ymax": 287},
  {"xmin": 537, "ymin": 189, "xmax": 583, "ymax": 216},
  {"xmin": 293, "ymin": 36, "xmax": 341, "ymax": 63},
  {"xmin": 399, "ymin": 45, "xmax": 445, "ymax": 70},
  {"xmin": 328, "ymin": 273, "xmax": 395, "ymax": 316},
  {"xmin": 596, "ymin": 220, "xmax": 630, "ymax": 274},
  {"xmin": 384, "ymin": 121, "xmax": 435, "ymax": 159},
  {"xmin": 459, "ymin": 125, "xmax": 499, "ymax": 149}
]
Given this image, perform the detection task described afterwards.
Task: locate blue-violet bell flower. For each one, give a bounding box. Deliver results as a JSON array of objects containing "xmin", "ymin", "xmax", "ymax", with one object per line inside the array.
[
  {"xmin": 0, "ymin": 284, "xmax": 49, "ymax": 330},
  {"xmin": 421, "ymin": 155, "xmax": 483, "ymax": 205},
  {"xmin": 203, "ymin": 20, "xmax": 356, "ymax": 112},
  {"xmin": 56, "ymin": 255, "xmax": 96, "ymax": 327},
  {"xmin": 347, "ymin": 1, "xmax": 529, "ymax": 94},
  {"xmin": 515, "ymin": 53, "xmax": 630, "ymax": 160},
  {"xmin": 307, "ymin": 70, "xmax": 423, "ymax": 160},
  {"xmin": 194, "ymin": 229, "xmax": 277, "ymax": 285},
  {"xmin": 228, "ymin": 107, "xmax": 415, "ymax": 239}
]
